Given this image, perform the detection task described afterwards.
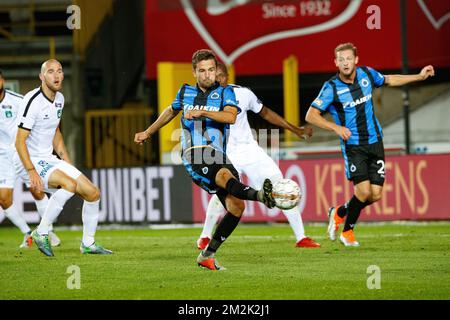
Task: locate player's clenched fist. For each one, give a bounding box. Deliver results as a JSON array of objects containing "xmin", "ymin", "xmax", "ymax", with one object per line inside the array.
[
  {"xmin": 134, "ymin": 131, "xmax": 150, "ymax": 145},
  {"xmin": 420, "ymin": 65, "xmax": 435, "ymax": 80}
]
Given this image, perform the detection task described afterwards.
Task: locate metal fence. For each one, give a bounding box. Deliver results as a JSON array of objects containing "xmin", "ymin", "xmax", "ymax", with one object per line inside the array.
[{"xmin": 85, "ymin": 108, "xmax": 155, "ymax": 168}]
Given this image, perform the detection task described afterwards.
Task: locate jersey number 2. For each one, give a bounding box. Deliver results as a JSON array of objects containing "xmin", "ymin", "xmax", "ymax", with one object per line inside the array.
[{"xmin": 377, "ymin": 160, "xmax": 385, "ymax": 175}]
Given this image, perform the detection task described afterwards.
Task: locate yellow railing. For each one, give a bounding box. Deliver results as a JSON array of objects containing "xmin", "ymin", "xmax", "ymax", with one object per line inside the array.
[{"xmin": 85, "ymin": 108, "xmax": 154, "ymax": 168}]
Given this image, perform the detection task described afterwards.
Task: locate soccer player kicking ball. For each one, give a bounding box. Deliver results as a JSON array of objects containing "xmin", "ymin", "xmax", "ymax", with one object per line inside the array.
[
  {"xmin": 196, "ymin": 62, "xmax": 320, "ymax": 250},
  {"xmin": 135, "ymin": 49, "xmax": 276, "ymax": 270},
  {"xmin": 306, "ymin": 43, "xmax": 434, "ymax": 247},
  {"xmin": 15, "ymin": 59, "xmax": 112, "ymax": 256},
  {"xmin": 0, "ymin": 69, "xmax": 60, "ymax": 248}
]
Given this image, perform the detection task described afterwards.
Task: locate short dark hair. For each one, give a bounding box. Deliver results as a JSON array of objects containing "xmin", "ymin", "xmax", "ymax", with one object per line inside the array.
[
  {"xmin": 216, "ymin": 61, "xmax": 228, "ymax": 76},
  {"xmin": 335, "ymin": 43, "xmax": 358, "ymax": 57},
  {"xmin": 192, "ymin": 49, "xmax": 217, "ymax": 70}
]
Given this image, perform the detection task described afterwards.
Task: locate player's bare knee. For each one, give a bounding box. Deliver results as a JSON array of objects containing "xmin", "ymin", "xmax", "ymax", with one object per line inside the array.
[
  {"xmin": 215, "ymin": 168, "xmax": 231, "ymax": 186},
  {"xmin": 371, "ymin": 192, "xmax": 382, "ymax": 203},
  {"xmin": 84, "ymin": 186, "xmax": 100, "ymax": 202},
  {"xmin": 356, "ymin": 189, "xmax": 371, "ymax": 202}
]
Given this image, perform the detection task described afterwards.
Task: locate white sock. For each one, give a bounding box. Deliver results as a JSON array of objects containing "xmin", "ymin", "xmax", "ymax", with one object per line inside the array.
[
  {"xmin": 200, "ymin": 194, "xmax": 225, "ymax": 239},
  {"xmin": 37, "ymin": 189, "xmax": 74, "ymax": 235},
  {"xmin": 4, "ymin": 203, "xmax": 31, "ymax": 234},
  {"xmin": 282, "ymin": 207, "xmax": 305, "ymax": 242},
  {"xmin": 82, "ymin": 199, "xmax": 100, "ymax": 247},
  {"xmin": 34, "ymin": 195, "xmax": 54, "ymax": 231}
]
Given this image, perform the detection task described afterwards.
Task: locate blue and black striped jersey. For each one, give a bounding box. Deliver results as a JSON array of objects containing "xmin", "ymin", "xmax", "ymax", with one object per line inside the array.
[
  {"xmin": 171, "ymin": 82, "xmax": 240, "ymax": 154},
  {"xmin": 311, "ymin": 66, "xmax": 385, "ymax": 146}
]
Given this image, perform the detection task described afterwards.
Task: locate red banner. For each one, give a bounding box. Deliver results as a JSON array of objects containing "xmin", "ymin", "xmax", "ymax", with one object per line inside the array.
[
  {"xmin": 192, "ymin": 154, "xmax": 450, "ymax": 222},
  {"xmin": 145, "ymin": 0, "xmax": 450, "ymax": 78}
]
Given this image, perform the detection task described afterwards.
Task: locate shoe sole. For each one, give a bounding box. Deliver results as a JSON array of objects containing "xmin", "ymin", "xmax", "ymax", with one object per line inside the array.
[{"xmin": 263, "ymin": 179, "xmax": 275, "ymax": 208}]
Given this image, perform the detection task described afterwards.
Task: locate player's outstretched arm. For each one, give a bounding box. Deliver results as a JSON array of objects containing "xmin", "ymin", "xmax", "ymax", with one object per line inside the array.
[
  {"xmin": 385, "ymin": 65, "xmax": 435, "ymax": 87},
  {"xmin": 134, "ymin": 106, "xmax": 180, "ymax": 145},
  {"xmin": 258, "ymin": 106, "xmax": 312, "ymax": 140},
  {"xmin": 53, "ymin": 127, "xmax": 72, "ymax": 164},
  {"xmin": 15, "ymin": 128, "xmax": 44, "ymax": 191},
  {"xmin": 185, "ymin": 106, "xmax": 237, "ymax": 124},
  {"xmin": 305, "ymin": 107, "xmax": 351, "ymax": 141}
]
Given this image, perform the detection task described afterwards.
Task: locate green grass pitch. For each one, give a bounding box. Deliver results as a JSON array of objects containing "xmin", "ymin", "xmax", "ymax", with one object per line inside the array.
[{"xmin": 0, "ymin": 222, "xmax": 449, "ymax": 300}]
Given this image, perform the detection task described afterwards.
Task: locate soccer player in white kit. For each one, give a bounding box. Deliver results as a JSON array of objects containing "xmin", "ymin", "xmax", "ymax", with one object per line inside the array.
[
  {"xmin": 197, "ymin": 62, "xmax": 321, "ymax": 249},
  {"xmin": 15, "ymin": 59, "xmax": 112, "ymax": 257},
  {"xmin": 0, "ymin": 69, "xmax": 60, "ymax": 248}
]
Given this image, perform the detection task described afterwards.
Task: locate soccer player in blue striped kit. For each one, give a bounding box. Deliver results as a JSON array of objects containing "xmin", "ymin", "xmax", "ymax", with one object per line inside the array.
[
  {"xmin": 135, "ymin": 49, "xmax": 276, "ymax": 270},
  {"xmin": 306, "ymin": 43, "xmax": 434, "ymax": 247}
]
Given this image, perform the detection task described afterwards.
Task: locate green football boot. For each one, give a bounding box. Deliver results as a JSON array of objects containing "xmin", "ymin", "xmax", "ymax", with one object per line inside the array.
[
  {"xmin": 80, "ymin": 242, "xmax": 113, "ymax": 255},
  {"xmin": 31, "ymin": 230, "xmax": 54, "ymax": 257}
]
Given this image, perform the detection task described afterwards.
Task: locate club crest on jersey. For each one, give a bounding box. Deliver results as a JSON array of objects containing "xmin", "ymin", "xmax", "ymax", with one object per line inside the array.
[
  {"xmin": 361, "ymin": 79, "xmax": 370, "ymax": 87},
  {"xmin": 57, "ymin": 109, "xmax": 62, "ymax": 118},
  {"xmin": 5, "ymin": 111, "xmax": 12, "ymax": 118},
  {"xmin": 210, "ymin": 92, "xmax": 220, "ymax": 99}
]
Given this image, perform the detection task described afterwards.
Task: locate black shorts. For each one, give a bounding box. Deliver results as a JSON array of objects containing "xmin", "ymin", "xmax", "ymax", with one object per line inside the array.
[
  {"xmin": 343, "ymin": 141, "xmax": 385, "ymax": 186},
  {"xmin": 182, "ymin": 147, "xmax": 240, "ymax": 207}
]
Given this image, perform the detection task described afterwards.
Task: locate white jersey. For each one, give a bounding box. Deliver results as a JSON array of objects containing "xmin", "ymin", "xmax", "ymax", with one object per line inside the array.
[
  {"xmin": 227, "ymin": 85, "xmax": 263, "ymax": 153},
  {"xmin": 0, "ymin": 90, "xmax": 23, "ymax": 151},
  {"xmin": 17, "ymin": 87, "xmax": 64, "ymax": 157}
]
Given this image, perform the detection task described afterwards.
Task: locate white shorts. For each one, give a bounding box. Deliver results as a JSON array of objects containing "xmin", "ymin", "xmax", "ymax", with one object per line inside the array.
[
  {"xmin": 227, "ymin": 144, "xmax": 283, "ymax": 189},
  {"xmin": 0, "ymin": 149, "xmax": 16, "ymax": 188},
  {"xmin": 13, "ymin": 152, "xmax": 82, "ymax": 192}
]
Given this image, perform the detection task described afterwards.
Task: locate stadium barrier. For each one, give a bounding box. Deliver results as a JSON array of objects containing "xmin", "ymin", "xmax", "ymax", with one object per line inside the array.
[
  {"xmin": 193, "ymin": 153, "xmax": 450, "ymax": 222},
  {"xmin": 1, "ymin": 154, "xmax": 449, "ymax": 226},
  {"xmin": 0, "ymin": 165, "xmax": 193, "ymax": 225}
]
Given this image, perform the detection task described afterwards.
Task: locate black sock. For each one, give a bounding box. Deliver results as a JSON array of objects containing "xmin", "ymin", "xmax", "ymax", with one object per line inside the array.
[
  {"xmin": 338, "ymin": 200, "xmax": 371, "ymax": 219},
  {"xmin": 225, "ymin": 178, "xmax": 258, "ymax": 201},
  {"xmin": 205, "ymin": 212, "xmax": 241, "ymax": 255},
  {"xmin": 343, "ymin": 195, "xmax": 367, "ymax": 232},
  {"xmin": 337, "ymin": 206, "xmax": 348, "ymax": 218}
]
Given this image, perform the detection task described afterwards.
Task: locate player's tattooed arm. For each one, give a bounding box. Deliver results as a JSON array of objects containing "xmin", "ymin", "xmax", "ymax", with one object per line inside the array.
[{"xmin": 53, "ymin": 127, "xmax": 72, "ymax": 164}]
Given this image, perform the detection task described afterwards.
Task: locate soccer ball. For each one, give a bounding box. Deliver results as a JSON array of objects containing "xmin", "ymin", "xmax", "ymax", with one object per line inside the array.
[{"xmin": 272, "ymin": 179, "xmax": 301, "ymax": 210}]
